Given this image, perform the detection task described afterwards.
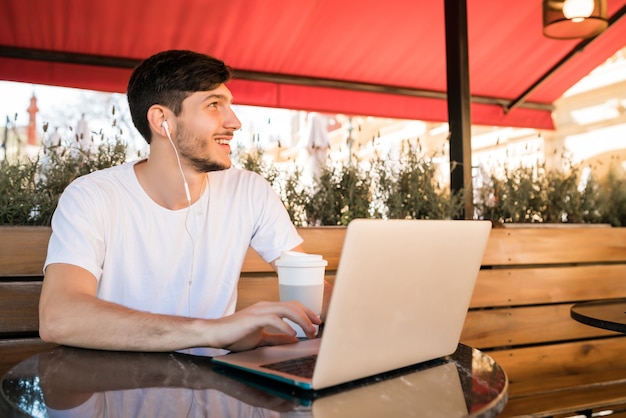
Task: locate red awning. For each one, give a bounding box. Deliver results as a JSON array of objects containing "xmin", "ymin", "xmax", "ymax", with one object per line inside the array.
[{"xmin": 1, "ymin": 0, "xmax": 625, "ymax": 129}]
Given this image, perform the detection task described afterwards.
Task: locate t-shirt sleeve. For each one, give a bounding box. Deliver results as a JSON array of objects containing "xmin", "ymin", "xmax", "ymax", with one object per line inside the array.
[
  {"xmin": 44, "ymin": 178, "xmax": 106, "ymax": 280},
  {"xmin": 248, "ymin": 175, "xmax": 303, "ymax": 263}
]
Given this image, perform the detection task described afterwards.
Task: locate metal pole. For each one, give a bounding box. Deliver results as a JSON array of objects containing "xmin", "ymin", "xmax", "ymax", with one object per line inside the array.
[{"xmin": 444, "ymin": 0, "xmax": 473, "ymax": 219}]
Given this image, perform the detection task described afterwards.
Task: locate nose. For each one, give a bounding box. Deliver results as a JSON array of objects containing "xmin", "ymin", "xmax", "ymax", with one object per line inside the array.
[{"xmin": 225, "ymin": 106, "xmax": 242, "ymax": 131}]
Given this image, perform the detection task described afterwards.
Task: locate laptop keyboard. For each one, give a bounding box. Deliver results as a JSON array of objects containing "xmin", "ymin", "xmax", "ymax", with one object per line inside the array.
[{"xmin": 261, "ymin": 354, "xmax": 318, "ymax": 378}]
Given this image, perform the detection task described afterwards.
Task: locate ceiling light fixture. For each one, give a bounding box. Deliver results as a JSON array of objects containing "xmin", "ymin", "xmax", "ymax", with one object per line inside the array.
[{"xmin": 543, "ymin": 0, "xmax": 608, "ymax": 39}]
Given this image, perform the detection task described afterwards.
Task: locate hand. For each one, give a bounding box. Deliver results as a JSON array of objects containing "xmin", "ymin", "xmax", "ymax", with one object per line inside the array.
[{"xmin": 211, "ymin": 300, "xmax": 321, "ymax": 352}]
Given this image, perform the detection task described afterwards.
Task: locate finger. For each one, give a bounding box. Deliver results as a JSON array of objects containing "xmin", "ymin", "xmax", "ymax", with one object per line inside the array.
[
  {"xmin": 241, "ymin": 301, "xmax": 320, "ymax": 339},
  {"xmin": 277, "ymin": 301, "xmax": 322, "ymax": 338},
  {"xmin": 266, "ymin": 315, "xmax": 300, "ymax": 336},
  {"xmin": 260, "ymin": 332, "xmax": 300, "ymax": 347},
  {"xmin": 249, "ymin": 300, "xmax": 320, "ymax": 323},
  {"xmin": 285, "ymin": 316, "xmax": 318, "ymax": 339},
  {"xmin": 281, "ymin": 300, "xmax": 322, "ymax": 325}
]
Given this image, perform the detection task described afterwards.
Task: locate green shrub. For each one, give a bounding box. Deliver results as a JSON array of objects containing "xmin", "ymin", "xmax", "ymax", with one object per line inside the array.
[
  {"xmin": 372, "ymin": 145, "xmax": 463, "ymax": 221},
  {"xmin": 474, "ymin": 158, "xmax": 624, "ymax": 226},
  {"xmin": 304, "ymin": 162, "xmax": 374, "ymax": 226},
  {"xmin": 0, "ymin": 135, "xmax": 127, "ymax": 226},
  {"xmin": 597, "ymin": 164, "xmax": 626, "ymax": 226},
  {"xmin": 222, "ymin": 140, "xmax": 626, "ymax": 227}
]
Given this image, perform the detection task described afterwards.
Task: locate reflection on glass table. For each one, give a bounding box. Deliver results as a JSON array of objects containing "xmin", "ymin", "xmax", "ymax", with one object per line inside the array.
[{"xmin": 1, "ymin": 344, "xmax": 507, "ymax": 418}]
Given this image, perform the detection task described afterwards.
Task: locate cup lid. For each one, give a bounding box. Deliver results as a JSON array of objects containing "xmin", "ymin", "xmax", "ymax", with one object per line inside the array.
[{"xmin": 275, "ymin": 251, "xmax": 328, "ymax": 267}]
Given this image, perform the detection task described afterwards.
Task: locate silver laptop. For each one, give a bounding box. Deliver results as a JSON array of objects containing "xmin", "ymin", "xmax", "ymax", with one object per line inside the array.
[{"xmin": 212, "ymin": 219, "xmax": 491, "ymax": 390}]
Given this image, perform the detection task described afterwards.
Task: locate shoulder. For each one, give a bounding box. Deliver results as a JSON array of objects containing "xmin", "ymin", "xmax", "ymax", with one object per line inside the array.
[
  {"xmin": 67, "ymin": 160, "xmax": 137, "ymax": 189},
  {"xmin": 60, "ymin": 160, "xmax": 139, "ymax": 204}
]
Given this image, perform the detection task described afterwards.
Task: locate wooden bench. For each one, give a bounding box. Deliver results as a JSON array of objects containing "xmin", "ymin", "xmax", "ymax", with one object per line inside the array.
[
  {"xmin": 3, "ymin": 225, "xmax": 626, "ymax": 418},
  {"xmin": 0, "ymin": 227, "xmax": 58, "ymax": 378},
  {"xmin": 465, "ymin": 226, "xmax": 626, "ymax": 418}
]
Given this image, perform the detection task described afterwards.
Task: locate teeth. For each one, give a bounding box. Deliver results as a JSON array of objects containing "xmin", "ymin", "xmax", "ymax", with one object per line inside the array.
[{"xmin": 216, "ymin": 139, "xmax": 229, "ymax": 145}]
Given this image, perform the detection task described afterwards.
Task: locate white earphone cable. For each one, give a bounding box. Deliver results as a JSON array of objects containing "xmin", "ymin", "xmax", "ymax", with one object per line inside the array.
[
  {"xmin": 164, "ymin": 124, "xmax": 191, "ymax": 205},
  {"xmin": 163, "ymin": 121, "xmax": 197, "ymax": 320}
]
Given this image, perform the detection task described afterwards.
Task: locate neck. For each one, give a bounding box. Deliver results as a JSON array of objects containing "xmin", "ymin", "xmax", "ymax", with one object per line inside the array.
[{"xmin": 135, "ymin": 158, "xmax": 208, "ymax": 210}]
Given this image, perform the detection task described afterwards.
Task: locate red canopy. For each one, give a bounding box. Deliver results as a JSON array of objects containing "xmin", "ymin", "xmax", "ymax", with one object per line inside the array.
[{"xmin": 1, "ymin": 0, "xmax": 625, "ymax": 129}]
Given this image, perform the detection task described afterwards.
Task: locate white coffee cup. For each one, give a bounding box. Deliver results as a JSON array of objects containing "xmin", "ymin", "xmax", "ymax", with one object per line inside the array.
[{"xmin": 275, "ymin": 251, "xmax": 327, "ymax": 337}]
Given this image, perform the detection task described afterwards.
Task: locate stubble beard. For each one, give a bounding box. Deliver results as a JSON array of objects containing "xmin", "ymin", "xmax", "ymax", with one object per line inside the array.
[
  {"xmin": 189, "ymin": 155, "xmax": 230, "ymax": 173},
  {"xmin": 176, "ymin": 129, "xmax": 232, "ymax": 173}
]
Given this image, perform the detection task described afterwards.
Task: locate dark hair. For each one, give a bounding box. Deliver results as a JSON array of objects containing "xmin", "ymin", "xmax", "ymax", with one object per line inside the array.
[{"xmin": 127, "ymin": 50, "xmax": 233, "ymax": 143}]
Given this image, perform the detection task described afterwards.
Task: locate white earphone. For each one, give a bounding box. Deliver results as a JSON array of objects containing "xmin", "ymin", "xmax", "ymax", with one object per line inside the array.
[{"xmin": 162, "ymin": 119, "xmax": 191, "ymax": 204}]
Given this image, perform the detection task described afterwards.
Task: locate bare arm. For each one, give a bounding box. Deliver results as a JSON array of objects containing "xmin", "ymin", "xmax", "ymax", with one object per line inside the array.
[{"xmin": 39, "ymin": 263, "xmax": 321, "ymax": 353}]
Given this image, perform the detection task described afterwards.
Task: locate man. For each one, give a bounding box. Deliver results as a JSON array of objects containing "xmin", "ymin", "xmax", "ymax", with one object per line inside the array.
[{"xmin": 39, "ymin": 50, "xmax": 325, "ymax": 357}]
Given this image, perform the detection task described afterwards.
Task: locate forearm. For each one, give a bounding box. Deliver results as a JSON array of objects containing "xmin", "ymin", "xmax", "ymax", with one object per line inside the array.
[
  {"xmin": 40, "ymin": 264, "xmax": 319, "ymax": 353},
  {"xmin": 39, "ymin": 292, "xmax": 210, "ymax": 352},
  {"xmin": 40, "ymin": 263, "xmax": 215, "ymax": 352}
]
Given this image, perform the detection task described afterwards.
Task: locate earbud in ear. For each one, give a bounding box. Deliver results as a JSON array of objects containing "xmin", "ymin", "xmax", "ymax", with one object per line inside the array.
[{"xmin": 161, "ymin": 120, "xmax": 170, "ymax": 133}]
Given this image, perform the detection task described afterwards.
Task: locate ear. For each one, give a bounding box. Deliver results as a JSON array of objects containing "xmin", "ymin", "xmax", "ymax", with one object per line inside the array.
[{"xmin": 147, "ymin": 105, "xmax": 171, "ymax": 138}]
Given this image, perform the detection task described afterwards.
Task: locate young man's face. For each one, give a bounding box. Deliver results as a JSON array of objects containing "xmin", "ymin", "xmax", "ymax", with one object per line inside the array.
[{"xmin": 174, "ymin": 84, "xmax": 242, "ymax": 173}]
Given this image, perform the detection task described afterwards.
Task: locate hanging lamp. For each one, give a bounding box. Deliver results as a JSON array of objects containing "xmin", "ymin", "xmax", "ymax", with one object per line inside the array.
[{"xmin": 543, "ymin": 0, "xmax": 608, "ymax": 39}]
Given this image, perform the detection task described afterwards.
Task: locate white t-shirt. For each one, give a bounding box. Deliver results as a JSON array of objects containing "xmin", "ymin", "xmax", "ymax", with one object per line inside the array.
[{"xmin": 45, "ymin": 161, "xmax": 302, "ymax": 356}]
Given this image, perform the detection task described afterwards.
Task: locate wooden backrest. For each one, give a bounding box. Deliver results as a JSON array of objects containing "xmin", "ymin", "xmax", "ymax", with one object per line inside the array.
[
  {"xmin": 463, "ymin": 226, "xmax": 626, "ymax": 355},
  {"xmin": 242, "ymin": 227, "xmax": 626, "ymax": 308},
  {"xmin": 0, "ymin": 227, "xmax": 50, "ymax": 336},
  {"xmin": 0, "ymin": 282, "xmax": 41, "ymax": 334},
  {"xmin": 474, "ymin": 227, "xmax": 626, "ymax": 309},
  {"xmin": 4, "ymin": 225, "xmax": 626, "ymax": 338},
  {"xmin": 0, "ymin": 227, "xmax": 51, "ymax": 276},
  {"xmin": 482, "ymin": 227, "xmax": 626, "ymax": 265}
]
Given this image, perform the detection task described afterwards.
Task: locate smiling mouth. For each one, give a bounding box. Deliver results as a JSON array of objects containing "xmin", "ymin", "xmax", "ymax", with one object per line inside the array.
[{"xmin": 215, "ymin": 139, "xmax": 230, "ymax": 145}]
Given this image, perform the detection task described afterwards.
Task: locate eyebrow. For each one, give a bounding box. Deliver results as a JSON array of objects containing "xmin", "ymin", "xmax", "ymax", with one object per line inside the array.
[{"xmin": 200, "ymin": 93, "xmax": 233, "ymax": 104}]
